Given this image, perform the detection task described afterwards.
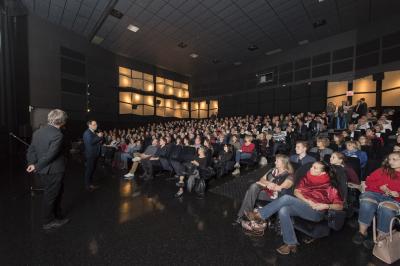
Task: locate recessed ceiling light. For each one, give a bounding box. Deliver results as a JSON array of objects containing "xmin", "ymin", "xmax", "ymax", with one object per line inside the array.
[
  {"xmin": 91, "ymin": 35, "xmax": 104, "ymax": 45},
  {"xmin": 266, "ymin": 48, "xmax": 282, "ymax": 55},
  {"xmin": 190, "ymin": 53, "xmax": 198, "ymax": 58},
  {"xmin": 298, "ymin": 39, "xmax": 309, "ymax": 45},
  {"xmin": 282, "ymin": 84, "xmax": 286, "ymax": 87},
  {"xmin": 233, "ymin": 61, "xmax": 242, "ymax": 66},
  {"xmin": 127, "ymin": 24, "xmax": 139, "ymax": 32},
  {"xmin": 318, "ymin": 0, "xmax": 325, "ymax": 2},
  {"xmin": 248, "ymin": 44, "xmax": 259, "ymax": 51}
]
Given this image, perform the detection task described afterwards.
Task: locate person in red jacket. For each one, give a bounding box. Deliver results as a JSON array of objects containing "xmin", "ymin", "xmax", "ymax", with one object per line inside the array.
[
  {"xmin": 232, "ymin": 135, "xmax": 255, "ymax": 176},
  {"xmin": 353, "ymin": 152, "xmax": 400, "ymax": 248}
]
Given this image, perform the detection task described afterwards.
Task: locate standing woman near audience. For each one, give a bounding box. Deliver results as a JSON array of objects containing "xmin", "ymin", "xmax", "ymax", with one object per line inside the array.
[{"xmin": 353, "ymin": 152, "xmax": 400, "ymax": 249}]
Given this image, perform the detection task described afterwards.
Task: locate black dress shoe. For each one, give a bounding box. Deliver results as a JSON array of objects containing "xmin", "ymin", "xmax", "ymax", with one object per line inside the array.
[{"xmin": 42, "ymin": 218, "xmax": 70, "ymax": 230}]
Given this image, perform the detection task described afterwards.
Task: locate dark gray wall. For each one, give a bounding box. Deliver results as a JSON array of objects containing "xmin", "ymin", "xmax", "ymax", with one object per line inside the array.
[
  {"xmin": 27, "ymin": 14, "xmax": 188, "ymax": 135},
  {"xmin": 191, "ymin": 16, "xmax": 400, "ymax": 116}
]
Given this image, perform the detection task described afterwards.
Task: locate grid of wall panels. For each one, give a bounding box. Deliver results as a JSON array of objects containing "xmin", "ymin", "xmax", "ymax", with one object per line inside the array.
[
  {"xmin": 327, "ymin": 81, "xmax": 348, "ymax": 106},
  {"xmin": 382, "ymin": 70, "xmax": 400, "ymax": 106},
  {"xmin": 119, "ymin": 67, "xmax": 154, "ymax": 92},
  {"xmin": 156, "ymin": 76, "xmax": 189, "ymax": 99},
  {"xmin": 353, "ymin": 75, "xmax": 376, "ymax": 107}
]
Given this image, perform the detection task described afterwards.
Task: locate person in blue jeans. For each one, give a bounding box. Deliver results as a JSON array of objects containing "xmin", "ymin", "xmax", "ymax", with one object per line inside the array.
[
  {"xmin": 232, "ymin": 135, "xmax": 255, "ymax": 176},
  {"xmin": 245, "ymin": 161, "xmax": 344, "ymax": 255},
  {"xmin": 352, "ymin": 152, "xmax": 400, "ymax": 249}
]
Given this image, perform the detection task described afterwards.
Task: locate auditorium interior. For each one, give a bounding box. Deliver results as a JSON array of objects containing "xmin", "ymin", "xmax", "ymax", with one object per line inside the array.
[{"xmin": 2, "ymin": 0, "xmax": 400, "ymax": 265}]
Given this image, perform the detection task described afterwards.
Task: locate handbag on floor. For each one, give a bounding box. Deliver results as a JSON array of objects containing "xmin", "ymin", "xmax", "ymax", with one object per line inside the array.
[{"xmin": 372, "ymin": 216, "xmax": 400, "ymax": 264}]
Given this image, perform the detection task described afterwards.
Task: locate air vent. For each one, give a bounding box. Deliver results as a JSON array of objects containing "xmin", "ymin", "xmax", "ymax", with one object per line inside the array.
[
  {"xmin": 110, "ymin": 9, "xmax": 123, "ymax": 19},
  {"xmin": 313, "ymin": 19, "xmax": 326, "ymax": 28},
  {"xmin": 178, "ymin": 42, "xmax": 188, "ymax": 48},
  {"xmin": 248, "ymin": 44, "xmax": 258, "ymax": 51}
]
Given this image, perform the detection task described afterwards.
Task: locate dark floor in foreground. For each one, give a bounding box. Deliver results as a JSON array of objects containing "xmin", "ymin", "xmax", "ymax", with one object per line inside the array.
[{"xmin": 0, "ymin": 155, "xmax": 397, "ymax": 266}]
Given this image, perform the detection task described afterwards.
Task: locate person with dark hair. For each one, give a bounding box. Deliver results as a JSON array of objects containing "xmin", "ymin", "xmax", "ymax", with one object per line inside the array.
[
  {"xmin": 83, "ymin": 120, "xmax": 103, "ymax": 192},
  {"xmin": 310, "ymin": 137, "xmax": 333, "ymax": 161},
  {"xmin": 330, "ymin": 152, "xmax": 360, "ymax": 185},
  {"xmin": 353, "ymin": 152, "xmax": 400, "ymax": 249},
  {"xmin": 355, "ymin": 98, "xmax": 368, "ymax": 117},
  {"xmin": 27, "ymin": 109, "xmax": 70, "ymax": 230},
  {"xmin": 245, "ymin": 161, "xmax": 343, "ymax": 255},
  {"xmin": 214, "ymin": 144, "xmax": 234, "ymax": 178},
  {"xmin": 175, "ymin": 146, "xmax": 208, "ymax": 198},
  {"xmin": 289, "ymin": 141, "xmax": 316, "ymax": 166}
]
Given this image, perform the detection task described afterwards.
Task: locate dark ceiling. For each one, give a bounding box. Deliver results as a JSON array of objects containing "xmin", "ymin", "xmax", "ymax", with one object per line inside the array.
[{"xmin": 21, "ymin": 0, "xmax": 400, "ymax": 76}]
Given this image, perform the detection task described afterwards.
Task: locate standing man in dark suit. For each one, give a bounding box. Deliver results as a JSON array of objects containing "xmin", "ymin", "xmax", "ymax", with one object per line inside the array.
[
  {"xmin": 355, "ymin": 98, "xmax": 368, "ymax": 117},
  {"xmin": 27, "ymin": 109, "xmax": 69, "ymax": 231},
  {"xmin": 83, "ymin": 120, "xmax": 103, "ymax": 191}
]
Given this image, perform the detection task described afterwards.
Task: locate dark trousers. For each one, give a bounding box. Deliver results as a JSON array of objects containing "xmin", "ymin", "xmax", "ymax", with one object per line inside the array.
[
  {"xmin": 84, "ymin": 156, "xmax": 98, "ymax": 188},
  {"xmin": 141, "ymin": 159, "xmax": 162, "ymax": 177},
  {"xmin": 41, "ymin": 172, "xmax": 64, "ymax": 224}
]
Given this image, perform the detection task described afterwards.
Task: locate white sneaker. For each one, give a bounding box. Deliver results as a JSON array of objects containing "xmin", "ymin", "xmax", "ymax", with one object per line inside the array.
[
  {"xmin": 232, "ymin": 169, "xmax": 240, "ymax": 176},
  {"xmin": 124, "ymin": 173, "xmax": 134, "ymax": 178},
  {"xmin": 234, "ymin": 163, "xmax": 240, "ymax": 168}
]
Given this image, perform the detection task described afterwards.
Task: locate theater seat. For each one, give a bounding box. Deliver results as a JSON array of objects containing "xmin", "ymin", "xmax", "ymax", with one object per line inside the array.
[
  {"xmin": 292, "ymin": 163, "xmax": 348, "ymax": 239},
  {"xmin": 240, "ymin": 149, "xmax": 259, "ymax": 168}
]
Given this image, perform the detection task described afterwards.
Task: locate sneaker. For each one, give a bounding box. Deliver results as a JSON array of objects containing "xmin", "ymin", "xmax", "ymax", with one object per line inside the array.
[
  {"xmin": 232, "ymin": 169, "xmax": 240, "ymax": 176},
  {"xmin": 352, "ymin": 232, "xmax": 367, "ymax": 245},
  {"xmin": 124, "ymin": 175, "xmax": 135, "ymax": 180},
  {"xmin": 42, "ymin": 218, "xmax": 70, "ymax": 231},
  {"xmin": 175, "ymin": 190, "xmax": 183, "ymax": 198},
  {"xmin": 234, "ymin": 162, "xmax": 240, "ymax": 168},
  {"xmin": 124, "ymin": 173, "xmax": 134, "ymax": 178}
]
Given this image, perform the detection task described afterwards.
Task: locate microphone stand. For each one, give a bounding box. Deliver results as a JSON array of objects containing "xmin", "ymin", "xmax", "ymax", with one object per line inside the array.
[{"xmin": 9, "ymin": 132, "xmax": 44, "ymax": 196}]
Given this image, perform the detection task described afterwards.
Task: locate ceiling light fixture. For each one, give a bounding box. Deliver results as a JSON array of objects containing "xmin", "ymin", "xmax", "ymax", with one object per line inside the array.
[
  {"xmin": 190, "ymin": 53, "xmax": 199, "ymax": 58},
  {"xmin": 127, "ymin": 24, "xmax": 140, "ymax": 32},
  {"xmin": 233, "ymin": 61, "xmax": 242, "ymax": 66},
  {"xmin": 266, "ymin": 48, "xmax": 282, "ymax": 55},
  {"xmin": 298, "ymin": 39, "xmax": 309, "ymax": 45},
  {"xmin": 91, "ymin": 35, "xmax": 104, "ymax": 45}
]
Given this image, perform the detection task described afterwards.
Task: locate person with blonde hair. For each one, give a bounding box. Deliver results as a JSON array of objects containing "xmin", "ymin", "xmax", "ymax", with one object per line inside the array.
[{"xmin": 235, "ymin": 154, "xmax": 294, "ymax": 224}]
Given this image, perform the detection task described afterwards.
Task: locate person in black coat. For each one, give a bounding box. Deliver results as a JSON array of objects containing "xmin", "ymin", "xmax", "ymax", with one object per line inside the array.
[
  {"xmin": 83, "ymin": 120, "xmax": 103, "ymax": 191},
  {"xmin": 26, "ymin": 109, "xmax": 70, "ymax": 231}
]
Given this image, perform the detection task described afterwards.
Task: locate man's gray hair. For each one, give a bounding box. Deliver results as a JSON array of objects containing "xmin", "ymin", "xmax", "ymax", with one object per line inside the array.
[{"xmin": 48, "ymin": 109, "xmax": 68, "ymax": 126}]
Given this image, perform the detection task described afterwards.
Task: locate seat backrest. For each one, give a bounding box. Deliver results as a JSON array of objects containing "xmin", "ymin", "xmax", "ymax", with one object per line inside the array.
[
  {"xmin": 308, "ymin": 151, "xmax": 320, "ymax": 161},
  {"xmin": 345, "ymin": 156, "xmax": 361, "ymax": 177},
  {"xmin": 323, "ymin": 154, "xmax": 331, "ymax": 164}
]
